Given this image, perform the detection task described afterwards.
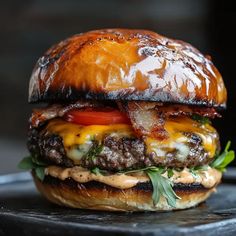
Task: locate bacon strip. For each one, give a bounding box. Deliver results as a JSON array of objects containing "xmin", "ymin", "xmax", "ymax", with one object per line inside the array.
[
  {"xmin": 154, "ymin": 104, "xmax": 220, "ymax": 118},
  {"xmin": 119, "ymin": 102, "xmax": 168, "ymax": 140},
  {"xmin": 118, "ymin": 102, "xmax": 220, "ymax": 140},
  {"xmin": 30, "ymin": 99, "xmax": 220, "ymax": 140},
  {"xmin": 30, "ymin": 100, "xmax": 104, "ymax": 127}
]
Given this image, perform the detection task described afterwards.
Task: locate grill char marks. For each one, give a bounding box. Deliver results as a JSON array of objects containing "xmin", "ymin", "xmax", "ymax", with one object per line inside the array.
[
  {"xmin": 29, "ymin": 29, "xmax": 227, "ymax": 108},
  {"xmin": 27, "ymin": 128, "xmax": 73, "ymax": 167}
]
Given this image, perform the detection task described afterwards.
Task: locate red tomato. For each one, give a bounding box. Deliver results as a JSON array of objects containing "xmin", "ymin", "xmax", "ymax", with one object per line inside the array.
[{"xmin": 64, "ymin": 109, "xmax": 131, "ymax": 125}]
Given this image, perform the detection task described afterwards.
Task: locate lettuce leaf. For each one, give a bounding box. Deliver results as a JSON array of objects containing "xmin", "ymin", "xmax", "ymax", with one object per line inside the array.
[
  {"xmin": 210, "ymin": 141, "xmax": 235, "ymax": 172},
  {"xmin": 18, "ymin": 155, "xmax": 47, "ymax": 181}
]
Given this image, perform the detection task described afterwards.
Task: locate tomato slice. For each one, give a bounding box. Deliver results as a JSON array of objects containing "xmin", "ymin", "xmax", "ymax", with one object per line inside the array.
[{"xmin": 64, "ymin": 108, "xmax": 131, "ymax": 125}]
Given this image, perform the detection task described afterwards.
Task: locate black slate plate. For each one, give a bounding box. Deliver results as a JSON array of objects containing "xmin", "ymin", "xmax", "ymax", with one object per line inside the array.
[{"xmin": 0, "ymin": 169, "xmax": 236, "ymax": 236}]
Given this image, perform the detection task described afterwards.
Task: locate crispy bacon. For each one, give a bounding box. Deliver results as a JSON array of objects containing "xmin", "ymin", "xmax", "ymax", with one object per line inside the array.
[
  {"xmin": 30, "ymin": 100, "xmax": 104, "ymax": 127},
  {"xmin": 154, "ymin": 104, "xmax": 220, "ymax": 118},
  {"xmin": 118, "ymin": 101, "xmax": 220, "ymax": 140},
  {"xmin": 119, "ymin": 102, "xmax": 168, "ymax": 140},
  {"xmin": 30, "ymin": 99, "xmax": 220, "ymax": 141}
]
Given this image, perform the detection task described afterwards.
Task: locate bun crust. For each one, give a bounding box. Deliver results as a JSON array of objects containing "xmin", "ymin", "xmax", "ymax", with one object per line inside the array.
[
  {"xmin": 29, "ymin": 29, "xmax": 226, "ymax": 108},
  {"xmin": 33, "ymin": 174, "xmax": 219, "ymax": 211}
]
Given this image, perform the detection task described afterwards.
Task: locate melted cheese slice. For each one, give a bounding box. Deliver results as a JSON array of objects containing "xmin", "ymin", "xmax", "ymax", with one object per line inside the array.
[
  {"xmin": 146, "ymin": 117, "xmax": 218, "ymax": 159},
  {"xmin": 46, "ymin": 119, "xmax": 134, "ymax": 148},
  {"xmin": 45, "ymin": 117, "xmax": 219, "ymax": 161}
]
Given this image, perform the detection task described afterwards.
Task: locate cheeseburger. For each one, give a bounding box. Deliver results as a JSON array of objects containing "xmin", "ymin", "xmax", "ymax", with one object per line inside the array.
[{"xmin": 19, "ymin": 29, "xmax": 234, "ymax": 211}]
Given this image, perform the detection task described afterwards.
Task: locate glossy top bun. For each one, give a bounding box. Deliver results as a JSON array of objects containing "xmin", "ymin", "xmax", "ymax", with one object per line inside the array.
[{"xmin": 29, "ymin": 29, "xmax": 226, "ymax": 108}]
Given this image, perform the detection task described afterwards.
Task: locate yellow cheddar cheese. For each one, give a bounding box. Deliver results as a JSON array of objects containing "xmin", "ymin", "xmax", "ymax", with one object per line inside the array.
[
  {"xmin": 46, "ymin": 119, "xmax": 134, "ymax": 147},
  {"xmin": 146, "ymin": 117, "xmax": 218, "ymax": 159},
  {"xmin": 45, "ymin": 117, "xmax": 219, "ymax": 162}
]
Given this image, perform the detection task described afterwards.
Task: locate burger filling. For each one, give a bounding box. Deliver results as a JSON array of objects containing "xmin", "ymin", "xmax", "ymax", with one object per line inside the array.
[
  {"xmin": 20, "ymin": 100, "xmax": 234, "ymax": 207},
  {"xmin": 28, "ymin": 117, "xmax": 219, "ymax": 171}
]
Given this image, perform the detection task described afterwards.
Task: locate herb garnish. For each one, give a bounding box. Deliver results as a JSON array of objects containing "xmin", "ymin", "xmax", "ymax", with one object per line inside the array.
[
  {"xmin": 210, "ymin": 141, "xmax": 235, "ymax": 172},
  {"xmin": 167, "ymin": 168, "xmax": 174, "ymax": 178},
  {"xmin": 119, "ymin": 166, "xmax": 159, "ymax": 174},
  {"xmin": 91, "ymin": 167, "xmax": 101, "ymax": 175},
  {"xmin": 86, "ymin": 141, "xmax": 103, "ymax": 160},
  {"xmin": 18, "ymin": 155, "xmax": 47, "ymax": 181},
  {"xmin": 191, "ymin": 114, "xmax": 211, "ymax": 125},
  {"xmin": 146, "ymin": 168, "xmax": 180, "ymax": 207},
  {"xmin": 121, "ymin": 166, "xmax": 180, "ymax": 207},
  {"xmin": 90, "ymin": 167, "xmax": 109, "ymax": 175},
  {"xmin": 189, "ymin": 165, "xmax": 208, "ymax": 178}
]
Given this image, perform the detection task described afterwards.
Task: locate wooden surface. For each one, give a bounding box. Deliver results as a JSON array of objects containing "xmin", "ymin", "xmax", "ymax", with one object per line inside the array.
[{"xmin": 0, "ymin": 170, "xmax": 236, "ymax": 236}]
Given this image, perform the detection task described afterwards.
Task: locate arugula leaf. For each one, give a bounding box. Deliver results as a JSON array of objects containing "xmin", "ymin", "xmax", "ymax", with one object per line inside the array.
[
  {"xmin": 35, "ymin": 167, "xmax": 45, "ymax": 181},
  {"xmin": 118, "ymin": 166, "xmax": 180, "ymax": 207},
  {"xmin": 146, "ymin": 169, "xmax": 180, "ymax": 208},
  {"xmin": 18, "ymin": 155, "xmax": 46, "ymax": 181},
  {"xmin": 159, "ymin": 174, "xmax": 180, "ymax": 207},
  {"xmin": 86, "ymin": 142, "xmax": 103, "ymax": 160},
  {"xmin": 91, "ymin": 167, "xmax": 101, "ymax": 175},
  {"xmin": 120, "ymin": 166, "xmax": 161, "ymax": 175},
  {"xmin": 90, "ymin": 167, "xmax": 109, "ymax": 176},
  {"xmin": 146, "ymin": 170, "xmax": 161, "ymax": 205},
  {"xmin": 189, "ymin": 165, "xmax": 208, "ymax": 178},
  {"xmin": 167, "ymin": 168, "xmax": 174, "ymax": 178},
  {"xmin": 210, "ymin": 141, "xmax": 235, "ymax": 172},
  {"xmin": 194, "ymin": 165, "xmax": 208, "ymax": 171},
  {"xmin": 175, "ymin": 167, "xmax": 184, "ymax": 172},
  {"xmin": 32, "ymin": 155, "xmax": 47, "ymax": 166},
  {"xmin": 191, "ymin": 114, "xmax": 211, "ymax": 125},
  {"xmin": 18, "ymin": 156, "xmax": 35, "ymax": 170},
  {"xmin": 93, "ymin": 166, "xmax": 181, "ymax": 207}
]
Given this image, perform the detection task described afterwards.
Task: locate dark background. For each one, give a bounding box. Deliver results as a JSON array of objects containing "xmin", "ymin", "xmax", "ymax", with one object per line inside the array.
[{"xmin": 0, "ymin": 0, "xmax": 235, "ymax": 174}]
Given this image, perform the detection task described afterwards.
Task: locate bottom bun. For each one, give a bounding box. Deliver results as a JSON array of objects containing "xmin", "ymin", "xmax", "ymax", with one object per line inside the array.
[{"xmin": 33, "ymin": 174, "xmax": 219, "ymax": 212}]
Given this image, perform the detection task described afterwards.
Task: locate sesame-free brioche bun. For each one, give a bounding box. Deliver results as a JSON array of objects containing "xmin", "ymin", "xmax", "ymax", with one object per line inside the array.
[
  {"xmin": 33, "ymin": 174, "xmax": 220, "ymax": 212},
  {"xmin": 29, "ymin": 29, "xmax": 226, "ymax": 108}
]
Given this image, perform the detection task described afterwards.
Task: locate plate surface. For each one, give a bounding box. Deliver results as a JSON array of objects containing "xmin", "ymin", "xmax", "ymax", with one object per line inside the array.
[{"xmin": 0, "ymin": 171, "xmax": 236, "ymax": 236}]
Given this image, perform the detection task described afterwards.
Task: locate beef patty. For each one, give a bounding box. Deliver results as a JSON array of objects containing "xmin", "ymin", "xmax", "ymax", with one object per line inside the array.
[{"xmin": 28, "ymin": 127, "xmax": 216, "ymax": 171}]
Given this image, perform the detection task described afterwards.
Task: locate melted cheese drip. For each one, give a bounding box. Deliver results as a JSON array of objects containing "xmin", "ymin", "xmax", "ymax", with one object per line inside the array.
[
  {"xmin": 45, "ymin": 117, "xmax": 218, "ymax": 162},
  {"xmin": 45, "ymin": 166, "xmax": 222, "ymax": 189},
  {"xmin": 146, "ymin": 117, "xmax": 218, "ymax": 159}
]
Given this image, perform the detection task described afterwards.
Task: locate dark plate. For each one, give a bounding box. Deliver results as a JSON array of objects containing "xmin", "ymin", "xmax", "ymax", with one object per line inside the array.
[{"xmin": 0, "ymin": 169, "xmax": 236, "ymax": 236}]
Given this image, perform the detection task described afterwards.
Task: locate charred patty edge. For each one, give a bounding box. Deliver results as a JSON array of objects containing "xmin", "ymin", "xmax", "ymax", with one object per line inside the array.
[{"xmin": 27, "ymin": 127, "xmax": 217, "ymax": 171}]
